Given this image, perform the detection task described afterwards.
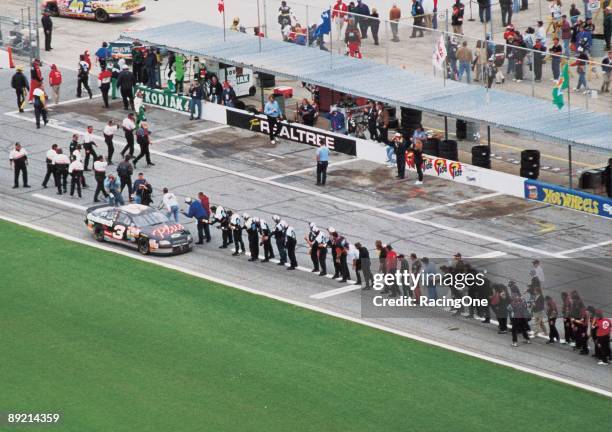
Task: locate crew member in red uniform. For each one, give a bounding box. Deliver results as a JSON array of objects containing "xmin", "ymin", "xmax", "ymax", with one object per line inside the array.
[
  {"xmin": 595, "ymin": 310, "xmax": 611, "ymax": 365},
  {"xmin": 28, "ymin": 59, "xmax": 43, "ymax": 102},
  {"xmin": 98, "ymin": 66, "xmax": 113, "ymax": 108}
]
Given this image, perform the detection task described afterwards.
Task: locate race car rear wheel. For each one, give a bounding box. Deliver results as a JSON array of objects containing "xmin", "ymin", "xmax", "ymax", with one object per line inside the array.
[
  {"xmin": 95, "ymin": 9, "xmax": 109, "ymax": 23},
  {"xmin": 138, "ymin": 237, "xmax": 150, "ymax": 255},
  {"xmin": 94, "ymin": 224, "xmax": 105, "ymax": 242}
]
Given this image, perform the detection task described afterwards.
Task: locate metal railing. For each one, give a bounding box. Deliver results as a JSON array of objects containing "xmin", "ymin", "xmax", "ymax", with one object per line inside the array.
[
  {"xmin": 237, "ymin": 0, "xmax": 610, "ymax": 113},
  {"xmin": 0, "ymin": 9, "xmax": 40, "ymax": 64}
]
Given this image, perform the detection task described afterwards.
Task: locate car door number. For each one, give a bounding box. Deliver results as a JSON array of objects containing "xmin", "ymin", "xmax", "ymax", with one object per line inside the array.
[{"xmin": 113, "ymin": 225, "xmax": 126, "ymax": 240}]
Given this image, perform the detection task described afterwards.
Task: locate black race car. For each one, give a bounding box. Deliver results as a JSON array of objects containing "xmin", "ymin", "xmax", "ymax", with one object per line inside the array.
[{"xmin": 85, "ymin": 204, "xmax": 193, "ymax": 255}]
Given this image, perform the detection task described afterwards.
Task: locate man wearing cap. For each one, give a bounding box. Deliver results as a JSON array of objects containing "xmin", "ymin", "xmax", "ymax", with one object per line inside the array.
[
  {"xmin": 316, "ymin": 228, "xmax": 329, "ymax": 276},
  {"xmin": 9, "ymin": 142, "xmax": 29, "ymax": 189},
  {"xmin": 330, "ymin": 229, "xmax": 350, "ymax": 282},
  {"xmin": 52, "ymin": 148, "xmax": 70, "ymax": 195},
  {"xmin": 11, "ymin": 66, "xmax": 29, "ymax": 113},
  {"xmin": 285, "ymin": 225, "xmax": 298, "ymax": 270},
  {"xmin": 133, "ymin": 122, "xmax": 154, "ymax": 168},
  {"xmin": 95, "ymin": 42, "xmax": 112, "ymax": 71},
  {"xmin": 258, "ymin": 218, "xmax": 275, "ymax": 262},
  {"xmin": 393, "ymin": 133, "xmax": 408, "ymax": 179},
  {"xmin": 182, "ymin": 197, "xmax": 207, "ymax": 245},
  {"xmin": 93, "ymin": 155, "xmax": 109, "ymax": 202},
  {"xmin": 32, "ymin": 83, "xmax": 49, "ymax": 129},
  {"xmin": 272, "ymin": 215, "xmax": 288, "ymax": 266},
  {"xmin": 117, "ymin": 64, "xmax": 136, "ymax": 111},
  {"xmin": 230, "ymin": 212, "xmax": 246, "ymax": 256},
  {"xmin": 98, "ymin": 66, "xmax": 113, "ymax": 109},
  {"xmin": 105, "ymin": 174, "xmax": 124, "ymax": 206},
  {"xmin": 246, "ymin": 216, "xmax": 260, "ymax": 261},
  {"xmin": 48, "ymin": 64, "xmax": 62, "ymax": 105},
  {"xmin": 316, "ymin": 142, "xmax": 330, "ymax": 186},
  {"xmin": 210, "ymin": 204, "xmax": 233, "ymax": 249},
  {"xmin": 594, "ymin": 310, "xmax": 611, "ymax": 365},
  {"xmin": 41, "ymin": 11, "xmax": 53, "ymax": 51},
  {"xmin": 305, "ymin": 223, "xmax": 320, "ymax": 273}
]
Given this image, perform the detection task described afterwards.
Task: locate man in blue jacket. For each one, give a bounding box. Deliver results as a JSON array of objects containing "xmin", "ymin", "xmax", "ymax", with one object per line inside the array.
[
  {"xmin": 182, "ymin": 197, "xmax": 208, "ymax": 244},
  {"xmin": 354, "ymin": 0, "xmax": 371, "ymax": 39}
]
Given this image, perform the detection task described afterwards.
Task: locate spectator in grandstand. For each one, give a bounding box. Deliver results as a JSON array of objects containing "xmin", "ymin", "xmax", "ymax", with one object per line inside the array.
[
  {"xmin": 298, "ymin": 99, "xmax": 316, "ymax": 126},
  {"xmin": 389, "ymin": 3, "xmax": 401, "ymax": 42},
  {"xmin": 571, "ymin": 50, "xmax": 590, "ymax": 93}
]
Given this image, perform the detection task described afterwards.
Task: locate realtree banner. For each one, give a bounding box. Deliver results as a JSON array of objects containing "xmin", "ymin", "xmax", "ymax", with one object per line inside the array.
[{"xmin": 226, "ymin": 109, "xmax": 357, "ymax": 156}]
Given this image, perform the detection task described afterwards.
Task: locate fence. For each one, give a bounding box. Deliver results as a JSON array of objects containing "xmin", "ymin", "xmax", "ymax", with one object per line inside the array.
[
  {"xmin": 0, "ymin": 8, "xmax": 40, "ymax": 65},
  {"xmin": 227, "ymin": 0, "xmax": 610, "ymax": 114}
]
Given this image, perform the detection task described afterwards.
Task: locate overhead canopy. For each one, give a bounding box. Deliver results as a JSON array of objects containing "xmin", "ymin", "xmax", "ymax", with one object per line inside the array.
[{"xmin": 121, "ymin": 21, "xmax": 612, "ymax": 153}]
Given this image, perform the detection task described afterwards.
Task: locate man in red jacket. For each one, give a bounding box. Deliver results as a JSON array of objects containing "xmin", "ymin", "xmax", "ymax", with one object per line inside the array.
[
  {"xmin": 197, "ymin": 191, "xmax": 212, "ymax": 242},
  {"xmin": 332, "ymin": 0, "xmax": 348, "ymax": 40},
  {"xmin": 28, "ymin": 59, "xmax": 43, "ymax": 102},
  {"xmin": 385, "ymin": 245, "xmax": 399, "ymax": 297},
  {"xmin": 595, "ymin": 310, "xmax": 611, "ymax": 365},
  {"xmin": 48, "ymin": 64, "xmax": 62, "ymax": 105}
]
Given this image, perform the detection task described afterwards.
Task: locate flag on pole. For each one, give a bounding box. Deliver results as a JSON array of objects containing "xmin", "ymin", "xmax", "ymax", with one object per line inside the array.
[
  {"xmin": 217, "ymin": 0, "xmax": 224, "ymax": 13},
  {"xmin": 432, "ymin": 35, "xmax": 447, "ymax": 70},
  {"xmin": 552, "ymin": 63, "xmax": 569, "ymax": 109}
]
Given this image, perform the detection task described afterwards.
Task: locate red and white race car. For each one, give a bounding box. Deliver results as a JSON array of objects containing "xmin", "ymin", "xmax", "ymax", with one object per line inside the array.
[{"xmin": 42, "ymin": 0, "xmax": 145, "ymax": 23}]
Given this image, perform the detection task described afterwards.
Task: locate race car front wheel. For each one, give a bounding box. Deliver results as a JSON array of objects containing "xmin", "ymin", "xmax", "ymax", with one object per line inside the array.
[
  {"xmin": 94, "ymin": 224, "xmax": 105, "ymax": 242},
  {"xmin": 138, "ymin": 237, "xmax": 150, "ymax": 255},
  {"xmin": 95, "ymin": 9, "xmax": 109, "ymax": 23}
]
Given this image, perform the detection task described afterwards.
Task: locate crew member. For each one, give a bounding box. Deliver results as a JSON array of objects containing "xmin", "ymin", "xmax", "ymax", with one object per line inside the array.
[
  {"xmin": 68, "ymin": 155, "xmax": 84, "ymax": 198},
  {"xmin": 595, "ymin": 310, "xmax": 611, "ymax": 365},
  {"xmin": 328, "ymin": 227, "xmax": 341, "ymax": 278},
  {"xmin": 412, "ymin": 136, "xmax": 424, "ymax": 185},
  {"xmin": 263, "ymin": 94, "xmax": 281, "ymax": 144},
  {"xmin": 81, "ymin": 126, "xmax": 98, "ymax": 171},
  {"xmin": 316, "ymin": 227, "xmax": 329, "ymax": 276},
  {"xmin": 117, "ymin": 64, "xmax": 136, "ymax": 110},
  {"xmin": 305, "ymin": 223, "xmax": 320, "ymax": 272},
  {"xmin": 133, "ymin": 122, "xmax": 154, "ymax": 168},
  {"xmin": 93, "ymin": 155, "xmax": 109, "ymax": 202},
  {"xmin": 103, "ymin": 120, "xmax": 118, "ymax": 164},
  {"xmin": 210, "ymin": 205, "xmax": 233, "ymax": 248},
  {"xmin": 32, "ymin": 84, "xmax": 48, "ymax": 129},
  {"xmin": 272, "ymin": 215, "xmax": 287, "ymax": 265},
  {"xmin": 69, "ymin": 133, "xmax": 79, "ymax": 156},
  {"xmin": 10, "ymin": 66, "xmax": 29, "ymax": 112},
  {"xmin": 182, "ymin": 197, "xmax": 207, "ymax": 245},
  {"xmin": 393, "ymin": 133, "xmax": 408, "ymax": 179},
  {"xmin": 121, "ymin": 113, "xmax": 136, "ymax": 157},
  {"xmin": 354, "ymin": 242, "xmax": 373, "ymax": 289},
  {"xmin": 258, "ymin": 218, "xmax": 275, "ymax": 262},
  {"xmin": 77, "ymin": 54, "xmax": 93, "ymax": 99},
  {"xmin": 98, "ymin": 66, "xmax": 113, "ymax": 108},
  {"xmin": 331, "ymin": 229, "xmax": 350, "ymax": 282},
  {"xmin": 117, "ymin": 155, "xmax": 134, "ymax": 199},
  {"xmin": 197, "ymin": 192, "xmax": 212, "ymax": 242},
  {"xmin": 41, "ymin": 11, "xmax": 53, "ymax": 51},
  {"xmin": 230, "ymin": 211, "xmax": 246, "ymax": 256},
  {"xmin": 42, "ymin": 144, "xmax": 58, "ymax": 188},
  {"xmin": 53, "ymin": 148, "xmax": 70, "ymax": 195},
  {"xmin": 285, "ymin": 225, "xmax": 298, "ymax": 270},
  {"xmin": 316, "ymin": 142, "xmax": 329, "ymax": 186},
  {"xmin": 9, "ymin": 142, "xmax": 29, "ymax": 189},
  {"xmin": 246, "ymin": 216, "xmax": 260, "ymax": 261}
]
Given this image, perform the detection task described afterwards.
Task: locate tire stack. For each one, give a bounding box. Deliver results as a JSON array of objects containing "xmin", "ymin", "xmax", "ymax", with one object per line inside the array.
[
  {"xmin": 257, "ymin": 72, "xmax": 275, "ymax": 88},
  {"xmin": 520, "ymin": 150, "xmax": 540, "ymax": 179},
  {"xmin": 579, "ymin": 169, "xmax": 604, "ymax": 189},
  {"xmin": 423, "ymin": 137, "xmax": 440, "ymax": 156},
  {"xmin": 400, "ymin": 107, "xmax": 422, "ymax": 136},
  {"xmin": 439, "ymin": 140, "xmax": 458, "ymax": 161},
  {"xmin": 456, "ymin": 119, "xmax": 467, "ymax": 140},
  {"xmin": 471, "ymin": 145, "xmax": 491, "ymax": 169}
]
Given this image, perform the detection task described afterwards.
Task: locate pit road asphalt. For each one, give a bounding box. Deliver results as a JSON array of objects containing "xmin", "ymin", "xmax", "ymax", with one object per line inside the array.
[{"xmin": 1, "ymin": 68, "xmax": 611, "ymax": 394}]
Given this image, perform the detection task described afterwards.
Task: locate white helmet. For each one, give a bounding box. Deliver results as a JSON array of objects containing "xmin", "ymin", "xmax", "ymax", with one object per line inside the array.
[
  {"xmin": 328, "ymin": 227, "xmax": 336, "ymax": 234},
  {"xmin": 253, "ymin": 217, "xmax": 260, "ymax": 224},
  {"xmin": 272, "ymin": 215, "xmax": 281, "ymax": 223},
  {"xmin": 185, "ymin": 197, "xmax": 192, "ymax": 204},
  {"xmin": 309, "ymin": 222, "xmax": 317, "ymax": 230}
]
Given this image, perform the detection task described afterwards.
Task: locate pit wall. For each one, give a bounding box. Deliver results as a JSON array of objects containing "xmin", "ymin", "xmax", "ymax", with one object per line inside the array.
[{"xmin": 138, "ymin": 86, "xmax": 612, "ymax": 219}]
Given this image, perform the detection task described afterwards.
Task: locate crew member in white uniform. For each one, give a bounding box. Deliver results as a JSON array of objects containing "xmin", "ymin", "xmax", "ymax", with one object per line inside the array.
[
  {"xmin": 93, "ymin": 155, "xmax": 109, "ymax": 202},
  {"xmin": 52, "ymin": 148, "xmax": 70, "ymax": 195},
  {"xmin": 9, "ymin": 142, "xmax": 29, "ymax": 188},
  {"xmin": 42, "ymin": 144, "xmax": 58, "ymax": 188},
  {"xmin": 68, "ymin": 155, "xmax": 84, "ymax": 198}
]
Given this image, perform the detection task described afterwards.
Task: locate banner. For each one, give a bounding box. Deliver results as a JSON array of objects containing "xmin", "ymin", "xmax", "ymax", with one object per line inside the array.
[
  {"xmin": 226, "ymin": 109, "xmax": 357, "ymax": 156},
  {"xmin": 138, "ymin": 85, "xmax": 191, "ymax": 113},
  {"xmin": 524, "ymin": 180, "xmax": 612, "ymax": 219}
]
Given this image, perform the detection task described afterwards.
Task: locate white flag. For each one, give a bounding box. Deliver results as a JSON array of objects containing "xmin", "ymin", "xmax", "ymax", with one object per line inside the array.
[{"xmin": 432, "ymin": 35, "xmax": 447, "ymax": 70}]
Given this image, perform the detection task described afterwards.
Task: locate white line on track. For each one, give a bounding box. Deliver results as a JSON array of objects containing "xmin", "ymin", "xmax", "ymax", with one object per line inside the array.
[
  {"xmin": 264, "ymin": 158, "xmax": 362, "ymax": 180},
  {"xmin": 4, "ymin": 111, "xmax": 567, "ymax": 258},
  {"xmin": 155, "ymin": 125, "xmax": 229, "ymax": 144},
  {"xmin": 310, "ymin": 284, "xmax": 363, "ymax": 299},
  {"xmin": 468, "ymin": 251, "xmax": 508, "ymax": 259},
  {"xmin": 1, "ymin": 213, "xmax": 609, "ymax": 399},
  {"xmin": 32, "ymin": 193, "xmax": 88, "ymax": 211},
  {"xmin": 404, "ymin": 192, "xmax": 504, "ymax": 216},
  {"xmin": 556, "ymin": 240, "xmax": 612, "ymax": 256},
  {"xmin": 266, "ymin": 153, "xmax": 285, "ymax": 159},
  {"xmin": 5, "ymin": 95, "xmax": 102, "ymax": 115}
]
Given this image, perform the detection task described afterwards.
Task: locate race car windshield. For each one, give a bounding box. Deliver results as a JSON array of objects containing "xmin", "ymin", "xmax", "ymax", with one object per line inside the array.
[{"xmin": 131, "ymin": 211, "xmax": 170, "ymax": 227}]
